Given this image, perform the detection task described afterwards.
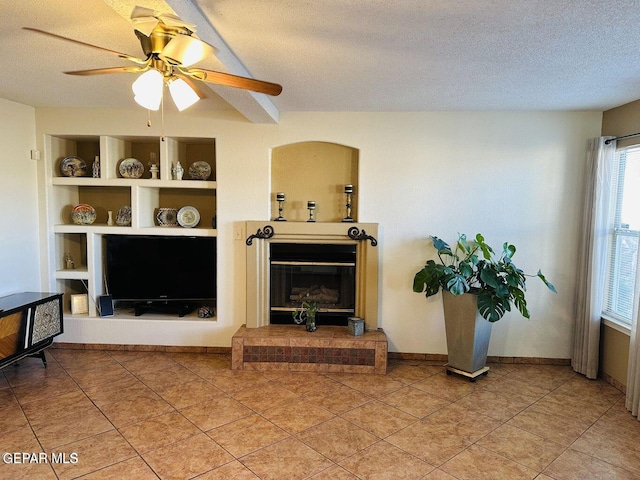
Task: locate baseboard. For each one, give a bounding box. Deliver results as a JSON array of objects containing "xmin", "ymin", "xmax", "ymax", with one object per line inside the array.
[
  {"xmin": 51, "ymin": 342, "xmax": 231, "ymax": 354},
  {"xmin": 388, "ymin": 352, "xmax": 571, "ymax": 366},
  {"xmin": 600, "ymin": 371, "xmax": 627, "ymax": 394},
  {"xmin": 52, "ymin": 341, "xmax": 571, "ymax": 366},
  {"xmin": 387, "ymin": 352, "xmax": 448, "ymax": 363}
]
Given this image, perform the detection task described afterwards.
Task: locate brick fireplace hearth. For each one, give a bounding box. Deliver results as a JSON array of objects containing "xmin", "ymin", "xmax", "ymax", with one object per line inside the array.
[{"xmin": 232, "ymin": 324, "xmax": 387, "ymax": 374}]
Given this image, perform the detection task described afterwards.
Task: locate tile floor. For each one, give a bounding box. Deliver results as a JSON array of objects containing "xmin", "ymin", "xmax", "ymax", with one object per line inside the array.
[{"xmin": 1, "ymin": 348, "xmax": 639, "ymax": 480}]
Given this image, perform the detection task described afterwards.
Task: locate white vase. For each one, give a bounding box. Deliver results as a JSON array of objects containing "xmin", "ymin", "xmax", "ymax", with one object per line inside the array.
[{"xmin": 174, "ymin": 161, "xmax": 184, "ymax": 180}]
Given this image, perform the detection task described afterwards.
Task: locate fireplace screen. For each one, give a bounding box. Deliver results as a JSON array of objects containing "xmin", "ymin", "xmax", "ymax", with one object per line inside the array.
[{"xmin": 270, "ymin": 243, "xmax": 356, "ymax": 326}]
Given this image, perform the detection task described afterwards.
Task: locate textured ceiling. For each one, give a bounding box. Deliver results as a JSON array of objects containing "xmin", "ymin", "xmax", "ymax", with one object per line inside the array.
[{"xmin": 2, "ymin": 0, "xmax": 640, "ymax": 122}]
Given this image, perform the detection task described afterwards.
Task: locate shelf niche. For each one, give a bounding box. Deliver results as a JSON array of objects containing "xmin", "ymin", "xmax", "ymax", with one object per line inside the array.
[
  {"xmin": 271, "ymin": 141, "xmax": 359, "ymax": 222},
  {"xmin": 76, "ymin": 186, "xmax": 130, "ymax": 225},
  {"xmin": 51, "ymin": 136, "xmax": 100, "ymax": 178},
  {"xmin": 55, "ymin": 233, "xmax": 87, "ymax": 272}
]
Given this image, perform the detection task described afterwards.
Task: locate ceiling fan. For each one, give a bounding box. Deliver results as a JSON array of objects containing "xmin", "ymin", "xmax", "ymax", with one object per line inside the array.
[{"xmin": 23, "ymin": 6, "xmax": 282, "ymax": 111}]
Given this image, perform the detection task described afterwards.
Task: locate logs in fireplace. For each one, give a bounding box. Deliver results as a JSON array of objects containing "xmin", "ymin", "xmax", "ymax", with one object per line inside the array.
[{"xmin": 290, "ymin": 285, "xmax": 340, "ymax": 304}]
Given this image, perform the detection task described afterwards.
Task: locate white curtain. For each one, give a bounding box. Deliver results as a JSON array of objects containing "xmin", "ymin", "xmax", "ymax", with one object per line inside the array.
[
  {"xmin": 572, "ymin": 137, "xmax": 615, "ymax": 379},
  {"xmin": 626, "ymin": 231, "xmax": 640, "ymax": 419}
]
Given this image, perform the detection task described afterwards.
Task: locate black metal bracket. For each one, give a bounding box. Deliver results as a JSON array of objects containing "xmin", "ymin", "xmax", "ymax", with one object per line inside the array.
[
  {"xmin": 246, "ymin": 225, "xmax": 275, "ymax": 246},
  {"xmin": 347, "ymin": 227, "xmax": 378, "ymax": 246}
]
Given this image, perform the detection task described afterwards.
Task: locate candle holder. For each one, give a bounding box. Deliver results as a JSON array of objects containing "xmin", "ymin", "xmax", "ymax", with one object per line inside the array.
[
  {"xmin": 307, "ymin": 201, "xmax": 316, "ymax": 222},
  {"xmin": 275, "ymin": 192, "xmax": 286, "ymax": 221},
  {"xmin": 343, "ymin": 184, "xmax": 355, "ymax": 222}
]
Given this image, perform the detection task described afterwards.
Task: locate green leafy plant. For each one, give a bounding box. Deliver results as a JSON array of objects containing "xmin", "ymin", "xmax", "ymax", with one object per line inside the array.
[
  {"xmin": 413, "ymin": 233, "xmax": 556, "ymax": 322},
  {"xmin": 292, "ymin": 297, "xmax": 319, "ymax": 332}
]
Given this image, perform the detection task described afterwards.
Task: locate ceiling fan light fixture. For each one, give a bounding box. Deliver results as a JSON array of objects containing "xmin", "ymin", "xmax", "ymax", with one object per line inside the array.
[
  {"xmin": 168, "ymin": 77, "xmax": 200, "ymax": 111},
  {"xmin": 161, "ymin": 35, "xmax": 215, "ymax": 67},
  {"xmin": 132, "ymin": 69, "xmax": 163, "ymax": 110}
]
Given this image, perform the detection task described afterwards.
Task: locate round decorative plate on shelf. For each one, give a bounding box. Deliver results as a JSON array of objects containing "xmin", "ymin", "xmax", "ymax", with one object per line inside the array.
[
  {"xmin": 119, "ymin": 158, "xmax": 144, "ymax": 179},
  {"xmin": 71, "ymin": 204, "xmax": 96, "ymax": 225},
  {"xmin": 115, "ymin": 206, "xmax": 132, "ymax": 226},
  {"xmin": 156, "ymin": 208, "xmax": 178, "ymax": 227},
  {"xmin": 177, "ymin": 206, "xmax": 200, "ymax": 228},
  {"xmin": 188, "ymin": 161, "xmax": 212, "ymax": 180},
  {"xmin": 61, "ymin": 156, "xmax": 87, "ymax": 177}
]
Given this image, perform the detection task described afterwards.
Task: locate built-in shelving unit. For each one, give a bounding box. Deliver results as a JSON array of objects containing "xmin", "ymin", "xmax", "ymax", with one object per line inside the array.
[{"xmin": 43, "ymin": 134, "xmax": 217, "ymax": 320}]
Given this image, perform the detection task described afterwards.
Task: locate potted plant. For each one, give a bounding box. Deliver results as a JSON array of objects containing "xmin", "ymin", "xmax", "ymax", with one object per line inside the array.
[
  {"xmin": 413, "ymin": 233, "xmax": 556, "ymax": 379},
  {"xmin": 292, "ymin": 297, "xmax": 319, "ymax": 332}
]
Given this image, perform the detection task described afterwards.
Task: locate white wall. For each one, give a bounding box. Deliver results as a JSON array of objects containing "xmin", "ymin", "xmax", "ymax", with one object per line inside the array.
[
  {"xmin": 0, "ymin": 99, "xmax": 40, "ymax": 295},
  {"xmin": 34, "ymin": 108, "xmax": 601, "ymax": 358}
]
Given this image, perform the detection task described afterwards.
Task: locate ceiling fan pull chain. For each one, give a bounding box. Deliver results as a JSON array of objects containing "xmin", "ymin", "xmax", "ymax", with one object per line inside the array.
[{"xmin": 160, "ymin": 94, "xmax": 166, "ymax": 142}]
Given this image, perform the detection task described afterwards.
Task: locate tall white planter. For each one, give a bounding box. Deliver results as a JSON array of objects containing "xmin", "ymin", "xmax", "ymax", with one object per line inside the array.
[{"xmin": 442, "ymin": 291, "xmax": 492, "ymax": 379}]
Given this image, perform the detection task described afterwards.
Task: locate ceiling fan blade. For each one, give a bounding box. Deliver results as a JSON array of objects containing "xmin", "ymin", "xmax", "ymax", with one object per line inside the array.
[
  {"xmin": 64, "ymin": 66, "xmax": 147, "ymax": 76},
  {"xmin": 22, "ymin": 27, "xmax": 146, "ymax": 64},
  {"xmin": 186, "ymin": 68, "xmax": 282, "ymax": 96},
  {"xmin": 174, "ymin": 73, "xmax": 208, "ymax": 99}
]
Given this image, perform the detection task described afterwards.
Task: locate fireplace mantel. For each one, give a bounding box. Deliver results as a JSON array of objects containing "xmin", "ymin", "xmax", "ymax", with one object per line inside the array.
[{"xmin": 245, "ymin": 221, "xmax": 379, "ymax": 331}]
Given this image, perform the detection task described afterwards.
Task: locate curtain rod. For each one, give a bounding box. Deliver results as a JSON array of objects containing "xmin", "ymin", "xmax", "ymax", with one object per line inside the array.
[{"xmin": 604, "ymin": 132, "xmax": 640, "ymax": 144}]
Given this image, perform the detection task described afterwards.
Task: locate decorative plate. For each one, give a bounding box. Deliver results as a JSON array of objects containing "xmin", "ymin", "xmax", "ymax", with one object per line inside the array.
[
  {"xmin": 119, "ymin": 158, "xmax": 144, "ymax": 179},
  {"xmin": 61, "ymin": 156, "xmax": 87, "ymax": 177},
  {"xmin": 115, "ymin": 206, "xmax": 132, "ymax": 226},
  {"xmin": 71, "ymin": 204, "xmax": 96, "ymax": 225},
  {"xmin": 177, "ymin": 206, "xmax": 200, "ymax": 228},
  {"xmin": 156, "ymin": 207, "xmax": 178, "ymax": 227},
  {"xmin": 188, "ymin": 161, "xmax": 212, "ymax": 180}
]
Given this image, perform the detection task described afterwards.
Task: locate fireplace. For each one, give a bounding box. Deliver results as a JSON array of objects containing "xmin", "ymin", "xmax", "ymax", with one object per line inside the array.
[
  {"xmin": 245, "ymin": 222, "xmax": 379, "ymax": 330},
  {"xmin": 270, "ymin": 243, "xmax": 356, "ymax": 326}
]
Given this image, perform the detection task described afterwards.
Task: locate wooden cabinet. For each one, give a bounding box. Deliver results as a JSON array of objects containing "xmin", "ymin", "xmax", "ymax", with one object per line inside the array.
[{"xmin": 0, "ymin": 292, "xmax": 63, "ymax": 369}]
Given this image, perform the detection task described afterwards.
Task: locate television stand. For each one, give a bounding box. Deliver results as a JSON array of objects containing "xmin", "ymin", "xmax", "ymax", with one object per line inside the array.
[{"xmin": 134, "ymin": 301, "xmax": 197, "ymax": 318}]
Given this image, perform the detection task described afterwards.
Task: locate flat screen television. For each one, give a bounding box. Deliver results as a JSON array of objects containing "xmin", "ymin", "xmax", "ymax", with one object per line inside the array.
[{"xmin": 105, "ymin": 235, "xmax": 217, "ymax": 307}]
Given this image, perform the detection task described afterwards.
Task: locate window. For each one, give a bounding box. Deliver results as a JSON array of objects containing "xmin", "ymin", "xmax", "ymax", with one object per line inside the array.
[{"xmin": 603, "ymin": 146, "xmax": 640, "ymax": 328}]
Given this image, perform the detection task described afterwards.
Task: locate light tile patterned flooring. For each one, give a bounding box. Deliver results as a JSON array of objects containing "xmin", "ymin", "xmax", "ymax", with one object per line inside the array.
[{"xmin": 1, "ymin": 348, "xmax": 639, "ymax": 480}]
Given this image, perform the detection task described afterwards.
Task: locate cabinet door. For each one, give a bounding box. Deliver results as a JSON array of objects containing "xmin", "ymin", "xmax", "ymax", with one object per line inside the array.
[
  {"xmin": 30, "ymin": 298, "xmax": 63, "ymax": 345},
  {"xmin": 0, "ymin": 312, "xmax": 24, "ymax": 359}
]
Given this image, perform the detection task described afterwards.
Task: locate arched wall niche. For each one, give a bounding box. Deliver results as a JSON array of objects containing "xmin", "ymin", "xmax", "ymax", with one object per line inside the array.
[{"xmin": 270, "ymin": 141, "xmax": 359, "ymax": 222}]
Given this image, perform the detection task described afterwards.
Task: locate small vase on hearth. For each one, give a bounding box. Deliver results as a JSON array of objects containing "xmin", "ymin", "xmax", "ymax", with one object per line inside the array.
[
  {"xmin": 292, "ymin": 298, "xmax": 318, "ymax": 333},
  {"xmin": 306, "ymin": 315, "xmax": 317, "ymax": 332}
]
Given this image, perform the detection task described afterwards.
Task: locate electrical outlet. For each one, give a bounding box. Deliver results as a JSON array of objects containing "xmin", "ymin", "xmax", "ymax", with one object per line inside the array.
[{"xmin": 30, "ymin": 149, "xmax": 40, "ymax": 161}]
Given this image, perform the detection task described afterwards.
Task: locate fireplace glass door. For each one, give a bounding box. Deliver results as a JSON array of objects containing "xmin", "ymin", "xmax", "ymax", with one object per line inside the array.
[{"xmin": 270, "ymin": 243, "xmax": 356, "ymax": 326}]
